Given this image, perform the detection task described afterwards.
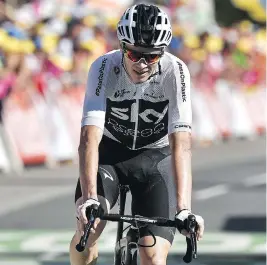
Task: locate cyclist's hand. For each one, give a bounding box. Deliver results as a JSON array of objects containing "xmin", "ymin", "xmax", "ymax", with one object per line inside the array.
[
  {"xmin": 76, "ymin": 198, "xmax": 100, "ymax": 235},
  {"xmin": 175, "ymin": 209, "xmax": 204, "ymax": 241}
]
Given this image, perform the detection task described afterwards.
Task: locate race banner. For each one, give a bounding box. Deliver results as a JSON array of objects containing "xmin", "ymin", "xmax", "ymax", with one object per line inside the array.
[
  {"xmin": 191, "ymin": 88, "xmax": 219, "ymax": 142},
  {"xmin": 243, "ymin": 88, "xmax": 266, "ymax": 135},
  {"xmin": 56, "ymin": 86, "xmax": 85, "ymax": 149},
  {"xmin": 230, "ymin": 89, "xmax": 256, "ymax": 138},
  {"xmin": 40, "ymin": 88, "xmax": 77, "ymax": 162},
  {"xmin": 203, "ymin": 90, "xmax": 232, "ymax": 139},
  {"xmin": 0, "ymin": 125, "xmax": 11, "ymax": 173},
  {"xmin": 3, "ymin": 91, "xmax": 49, "ymax": 165}
]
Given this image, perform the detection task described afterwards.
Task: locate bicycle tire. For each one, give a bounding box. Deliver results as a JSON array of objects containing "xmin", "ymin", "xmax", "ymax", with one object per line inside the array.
[
  {"xmin": 121, "ymin": 245, "xmax": 137, "ymax": 265},
  {"xmin": 114, "ymin": 238, "xmax": 126, "ymax": 265},
  {"xmin": 129, "ymin": 248, "xmax": 138, "ymax": 265},
  {"xmin": 115, "ymin": 228, "xmax": 138, "ymax": 265}
]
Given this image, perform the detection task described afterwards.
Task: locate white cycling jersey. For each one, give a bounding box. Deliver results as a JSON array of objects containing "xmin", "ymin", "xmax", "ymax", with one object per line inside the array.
[{"xmin": 81, "ymin": 49, "xmax": 192, "ymax": 150}]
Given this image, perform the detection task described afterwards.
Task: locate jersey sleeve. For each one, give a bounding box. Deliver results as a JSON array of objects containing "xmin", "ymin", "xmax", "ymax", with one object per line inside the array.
[
  {"xmin": 81, "ymin": 56, "xmax": 108, "ymax": 130},
  {"xmin": 167, "ymin": 58, "xmax": 192, "ymax": 135}
]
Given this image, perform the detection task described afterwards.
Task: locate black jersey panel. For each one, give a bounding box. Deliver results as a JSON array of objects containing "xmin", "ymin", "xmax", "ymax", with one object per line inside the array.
[
  {"xmin": 105, "ymin": 98, "xmax": 169, "ymax": 149},
  {"xmin": 135, "ymin": 99, "xmax": 169, "ymax": 149}
]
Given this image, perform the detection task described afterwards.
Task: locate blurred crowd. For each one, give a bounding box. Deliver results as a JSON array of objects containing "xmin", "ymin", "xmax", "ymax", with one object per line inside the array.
[
  {"xmin": 171, "ymin": 21, "xmax": 266, "ymax": 93},
  {"xmin": 0, "ymin": 0, "xmax": 266, "ymax": 109},
  {"xmin": 0, "ymin": 0, "xmax": 121, "ymax": 101},
  {"xmin": 0, "ymin": 0, "xmax": 265, "ymax": 170}
]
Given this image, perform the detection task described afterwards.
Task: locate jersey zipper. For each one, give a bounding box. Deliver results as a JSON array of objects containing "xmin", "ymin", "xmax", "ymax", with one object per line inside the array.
[{"xmin": 132, "ymin": 98, "xmax": 139, "ymax": 150}]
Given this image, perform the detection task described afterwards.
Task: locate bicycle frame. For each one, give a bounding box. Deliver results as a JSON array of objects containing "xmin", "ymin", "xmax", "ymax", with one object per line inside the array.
[
  {"xmin": 114, "ymin": 184, "xmax": 137, "ymax": 265},
  {"xmin": 116, "ymin": 184, "xmax": 129, "ymax": 245}
]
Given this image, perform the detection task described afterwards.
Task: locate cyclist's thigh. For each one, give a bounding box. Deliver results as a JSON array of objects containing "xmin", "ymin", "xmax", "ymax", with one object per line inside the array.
[
  {"xmin": 75, "ymin": 164, "xmax": 120, "ymax": 210},
  {"xmin": 74, "ymin": 134, "xmax": 143, "ymax": 210},
  {"xmin": 126, "ymin": 146, "xmax": 177, "ymax": 244}
]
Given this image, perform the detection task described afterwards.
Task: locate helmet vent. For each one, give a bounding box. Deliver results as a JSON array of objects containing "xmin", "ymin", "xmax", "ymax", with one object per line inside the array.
[
  {"xmin": 121, "ymin": 27, "xmax": 125, "ymax": 36},
  {"xmin": 160, "ymin": 30, "xmax": 166, "ymax": 42},
  {"xmin": 166, "ymin": 32, "xmax": 172, "ymax": 41},
  {"xmin": 126, "ymin": 26, "xmax": 130, "ymax": 39}
]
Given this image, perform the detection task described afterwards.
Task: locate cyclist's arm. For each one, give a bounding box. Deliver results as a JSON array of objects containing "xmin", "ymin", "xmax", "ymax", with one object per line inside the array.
[
  {"xmin": 167, "ymin": 58, "xmax": 192, "ymax": 211},
  {"xmin": 79, "ymin": 57, "xmax": 107, "ymax": 201},
  {"xmin": 169, "ymin": 131, "xmax": 192, "ymax": 211},
  {"xmin": 79, "ymin": 125, "xmax": 103, "ymax": 201}
]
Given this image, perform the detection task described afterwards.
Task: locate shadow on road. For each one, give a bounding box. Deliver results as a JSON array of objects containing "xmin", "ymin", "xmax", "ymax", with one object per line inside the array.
[
  {"xmin": 1, "ymin": 254, "xmax": 264, "ymax": 265},
  {"xmin": 223, "ymin": 216, "xmax": 266, "ymax": 232}
]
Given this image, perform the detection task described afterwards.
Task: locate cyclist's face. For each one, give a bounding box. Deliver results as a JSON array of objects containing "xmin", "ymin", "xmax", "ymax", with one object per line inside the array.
[{"xmin": 123, "ymin": 44, "xmax": 163, "ymax": 84}]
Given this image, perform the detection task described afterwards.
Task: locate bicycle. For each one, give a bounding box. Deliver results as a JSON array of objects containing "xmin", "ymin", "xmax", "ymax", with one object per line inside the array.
[{"xmin": 76, "ymin": 184, "xmax": 198, "ymax": 264}]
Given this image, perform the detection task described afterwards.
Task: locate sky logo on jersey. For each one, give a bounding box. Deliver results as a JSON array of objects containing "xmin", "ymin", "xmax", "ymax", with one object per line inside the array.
[
  {"xmin": 95, "ymin": 58, "xmax": 108, "ymax": 96},
  {"xmin": 177, "ymin": 62, "xmax": 187, "ymax": 102},
  {"xmin": 105, "ymin": 99, "xmax": 169, "ymax": 149}
]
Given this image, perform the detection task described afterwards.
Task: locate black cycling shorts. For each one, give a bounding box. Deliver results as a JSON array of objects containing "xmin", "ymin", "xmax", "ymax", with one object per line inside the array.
[{"xmin": 75, "ymin": 136, "xmax": 177, "ymax": 244}]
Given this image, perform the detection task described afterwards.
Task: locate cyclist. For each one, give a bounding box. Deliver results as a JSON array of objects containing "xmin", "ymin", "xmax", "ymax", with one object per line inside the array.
[{"xmin": 70, "ymin": 4, "xmax": 204, "ymax": 265}]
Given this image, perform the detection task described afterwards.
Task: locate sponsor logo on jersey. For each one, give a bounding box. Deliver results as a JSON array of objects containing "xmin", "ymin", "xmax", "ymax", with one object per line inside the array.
[
  {"xmin": 99, "ymin": 167, "xmax": 114, "ymax": 181},
  {"xmin": 105, "ymin": 99, "xmax": 169, "ymax": 149},
  {"xmin": 149, "ymin": 80, "xmax": 160, "ymax": 84},
  {"xmin": 144, "ymin": 92, "xmax": 164, "ymax": 99},
  {"xmin": 95, "ymin": 58, "xmax": 108, "ymax": 96},
  {"xmin": 138, "ymin": 106, "xmax": 168, "ymax": 123},
  {"xmin": 110, "ymin": 103, "xmax": 168, "ymax": 124},
  {"xmin": 107, "ymin": 118, "xmax": 165, "ymax": 138},
  {"xmin": 114, "ymin": 89, "xmax": 131, "ymax": 98},
  {"xmin": 114, "ymin": 66, "xmax": 120, "ymax": 75},
  {"xmin": 174, "ymin": 124, "xmax": 191, "ymax": 130},
  {"xmin": 177, "ymin": 62, "xmax": 187, "ymax": 102}
]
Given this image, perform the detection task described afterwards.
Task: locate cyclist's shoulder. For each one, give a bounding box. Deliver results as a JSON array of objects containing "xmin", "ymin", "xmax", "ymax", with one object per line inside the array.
[
  {"xmin": 161, "ymin": 52, "xmax": 189, "ymax": 73},
  {"xmin": 89, "ymin": 49, "xmax": 122, "ymax": 71}
]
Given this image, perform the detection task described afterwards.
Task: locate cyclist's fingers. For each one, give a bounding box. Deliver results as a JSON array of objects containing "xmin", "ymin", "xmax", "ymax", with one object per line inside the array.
[
  {"xmin": 90, "ymin": 227, "xmax": 96, "ymax": 234},
  {"xmin": 90, "ymin": 217, "xmax": 101, "ymax": 234},
  {"xmin": 197, "ymin": 225, "xmax": 204, "ymax": 241},
  {"xmin": 93, "ymin": 217, "xmax": 101, "ymax": 230},
  {"xmin": 77, "ymin": 219, "xmax": 84, "ymax": 236},
  {"xmin": 79, "ymin": 207, "xmax": 88, "ymax": 224},
  {"xmin": 196, "ymin": 218, "xmax": 204, "ymax": 241}
]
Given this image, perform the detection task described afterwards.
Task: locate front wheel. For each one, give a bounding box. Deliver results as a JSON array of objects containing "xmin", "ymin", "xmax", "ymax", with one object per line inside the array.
[
  {"xmin": 121, "ymin": 246, "xmax": 137, "ymax": 265},
  {"xmin": 130, "ymin": 249, "xmax": 137, "ymax": 265},
  {"xmin": 114, "ymin": 243, "xmax": 138, "ymax": 265},
  {"xmin": 115, "ymin": 228, "xmax": 138, "ymax": 265}
]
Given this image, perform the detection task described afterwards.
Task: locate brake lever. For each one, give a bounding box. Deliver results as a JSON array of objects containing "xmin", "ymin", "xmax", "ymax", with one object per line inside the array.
[
  {"xmin": 76, "ymin": 204, "xmax": 100, "ymax": 252},
  {"xmin": 188, "ymin": 215, "xmax": 197, "ymax": 258},
  {"xmin": 182, "ymin": 214, "xmax": 198, "ymax": 263}
]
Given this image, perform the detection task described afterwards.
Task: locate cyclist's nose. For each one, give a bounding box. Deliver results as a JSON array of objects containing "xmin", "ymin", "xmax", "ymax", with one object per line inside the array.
[{"xmin": 136, "ymin": 58, "xmax": 148, "ymax": 67}]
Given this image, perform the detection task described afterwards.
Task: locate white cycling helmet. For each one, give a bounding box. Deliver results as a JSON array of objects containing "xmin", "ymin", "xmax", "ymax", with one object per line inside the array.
[{"xmin": 117, "ymin": 4, "xmax": 172, "ymax": 48}]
